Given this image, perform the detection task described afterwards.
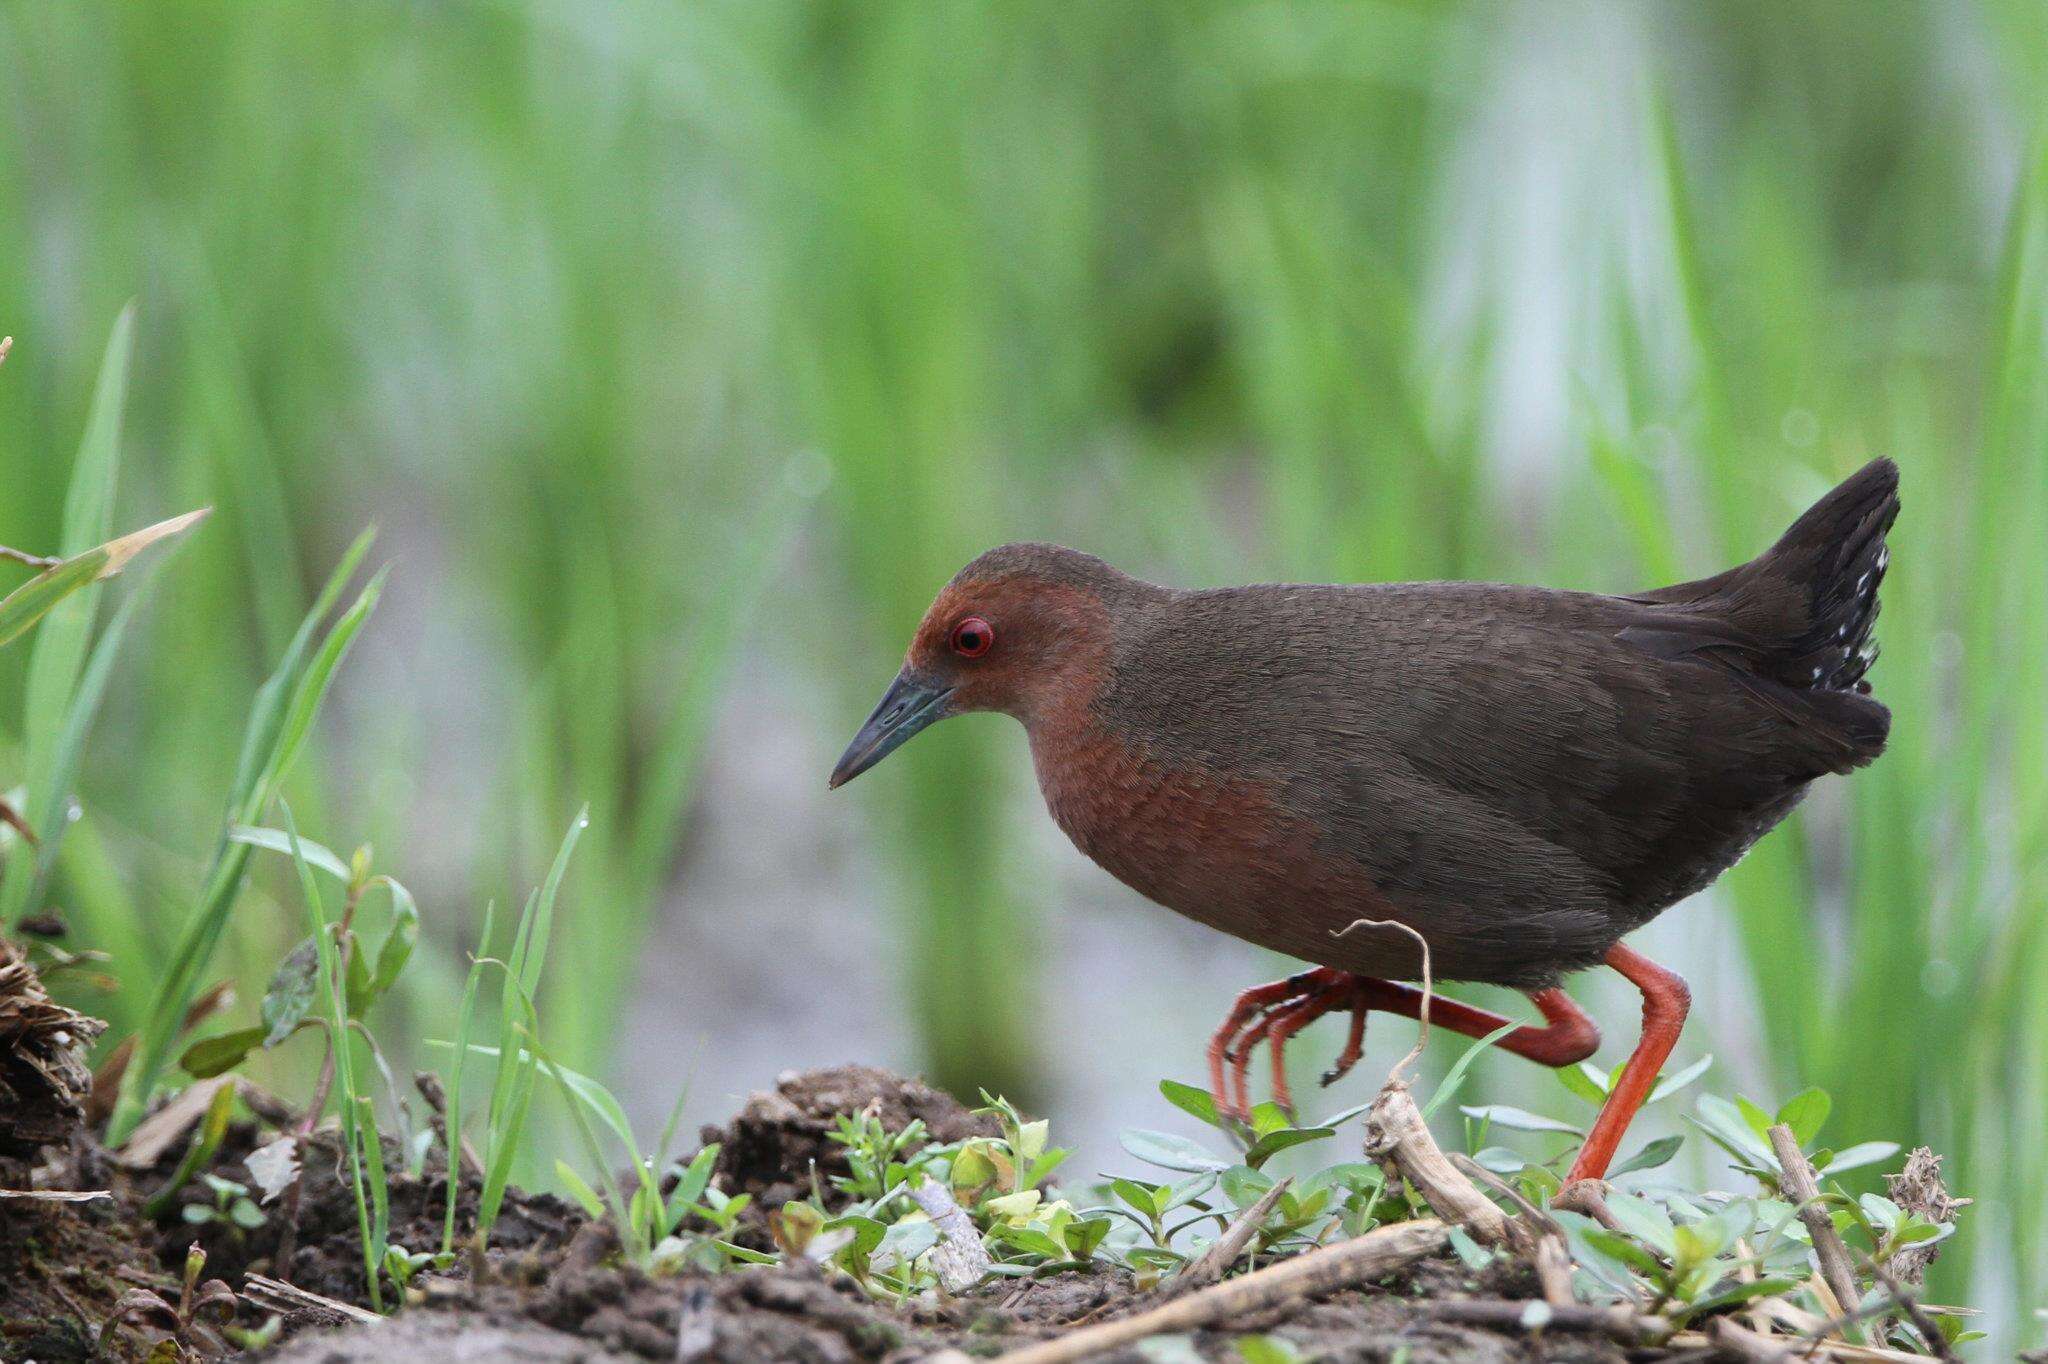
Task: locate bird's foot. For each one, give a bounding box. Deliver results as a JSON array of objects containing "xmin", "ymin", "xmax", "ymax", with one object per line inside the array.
[{"xmin": 1204, "ymin": 969, "xmax": 1370, "ymax": 1123}]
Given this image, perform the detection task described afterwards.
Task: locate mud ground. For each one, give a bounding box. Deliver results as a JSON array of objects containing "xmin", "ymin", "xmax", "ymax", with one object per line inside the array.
[{"xmin": 4, "ymin": 1065, "xmax": 1613, "ymax": 1363}]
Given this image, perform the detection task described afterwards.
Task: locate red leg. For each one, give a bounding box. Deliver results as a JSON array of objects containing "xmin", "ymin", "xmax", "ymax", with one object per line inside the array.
[
  {"xmin": 1564, "ymin": 943, "xmax": 1690, "ymax": 1184},
  {"xmin": 1239, "ymin": 992, "xmax": 1332, "ymax": 1116},
  {"xmin": 1203, "ymin": 969, "xmax": 1602, "ymax": 1121},
  {"xmin": 1354, "ymin": 980, "xmax": 1601, "ymax": 1068},
  {"xmin": 1322, "ymin": 1000, "xmax": 1370, "ymax": 1087},
  {"xmin": 1206, "ymin": 971, "xmax": 1336, "ymax": 1119}
]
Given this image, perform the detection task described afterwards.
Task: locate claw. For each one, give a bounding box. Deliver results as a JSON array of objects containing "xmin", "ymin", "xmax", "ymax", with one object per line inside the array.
[{"xmin": 1202, "ymin": 969, "xmax": 1369, "ymax": 1120}]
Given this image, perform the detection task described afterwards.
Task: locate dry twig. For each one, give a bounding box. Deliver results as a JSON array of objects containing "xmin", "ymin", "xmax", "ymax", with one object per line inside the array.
[
  {"xmin": 990, "ymin": 1218, "xmax": 1448, "ymax": 1364},
  {"xmin": 1768, "ymin": 1124, "xmax": 1864, "ymax": 1342},
  {"xmin": 1181, "ymin": 1176, "xmax": 1290, "ymax": 1288},
  {"xmin": 1364, "ymin": 1082, "xmax": 1511, "ymax": 1245},
  {"xmin": 242, "ymin": 1273, "xmax": 382, "ymax": 1326},
  {"xmin": 1860, "ymin": 1258, "xmax": 1957, "ymax": 1363}
]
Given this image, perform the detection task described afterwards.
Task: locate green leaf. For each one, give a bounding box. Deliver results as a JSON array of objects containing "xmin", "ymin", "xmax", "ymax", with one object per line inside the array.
[
  {"xmin": 229, "ymin": 1199, "xmax": 266, "ymax": 1230},
  {"xmin": 1680, "ymin": 1277, "xmax": 1801, "ymax": 1321},
  {"xmin": 1857, "ymin": 1193, "xmax": 1902, "ymax": 1233},
  {"xmin": 229, "ymin": 826, "xmax": 351, "ymax": 881},
  {"xmin": 0, "ymin": 510, "xmax": 208, "ymax": 652},
  {"xmin": 1119, "ymin": 1129, "xmax": 1229, "ymax": 1174},
  {"xmin": 1647, "ymin": 1054, "xmax": 1713, "ymax": 1105},
  {"xmin": 266, "ymin": 566, "xmax": 388, "ymax": 796},
  {"xmin": 0, "ymin": 557, "xmax": 163, "ymax": 922},
  {"xmin": 260, "ymin": 939, "xmax": 320, "ymax": 1047},
  {"xmin": 668, "ymin": 1146, "xmax": 719, "ymax": 1227},
  {"xmin": 825, "ymin": 1214, "xmax": 887, "ymax": 1258},
  {"xmin": 344, "ymin": 942, "xmax": 374, "ymax": 1016},
  {"xmin": 1418, "ymin": 1020, "xmax": 1521, "ymax": 1120},
  {"xmin": 180, "ymin": 1027, "xmax": 267, "ymax": 1079},
  {"xmin": 1246, "ymin": 1103, "xmax": 1291, "ymax": 1139},
  {"xmin": 1775, "ymin": 1088, "xmax": 1831, "ymax": 1146},
  {"xmin": 1579, "ymin": 1227, "xmax": 1662, "ymax": 1275},
  {"xmin": 1234, "ymin": 1334, "xmax": 1302, "ymax": 1364},
  {"xmin": 1558, "ymin": 1062, "xmax": 1609, "ymax": 1107},
  {"xmin": 1691, "ymin": 1096, "xmax": 1776, "ymax": 1168},
  {"xmin": 1243, "ymin": 1126, "xmax": 1335, "ymax": 1170},
  {"xmin": 1815, "ymin": 1141, "xmax": 1898, "ymax": 1175},
  {"xmin": 1605, "ymin": 1191, "xmax": 1677, "ymax": 1258},
  {"xmin": 1458, "ymin": 1104, "xmax": 1582, "ymax": 1135},
  {"xmin": 1109, "ymin": 1178, "xmax": 1160, "ymax": 1215},
  {"xmin": 1158, "ymin": 1079, "xmax": 1221, "ymax": 1128},
  {"xmin": 1607, "ymin": 1134, "xmax": 1684, "ymax": 1179},
  {"xmin": 1219, "ymin": 1165, "xmax": 1275, "ymax": 1207},
  {"xmin": 1068, "ymin": 1216, "xmax": 1113, "ymax": 1259},
  {"xmin": 1734, "ymin": 1095, "xmax": 1775, "ymax": 1139},
  {"xmin": 0, "ymin": 552, "xmax": 105, "ymax": 652},
  {"xmin": 106, "ymin": 527, "xmax": 379, "ymax": 1146},
  {"xmin": 367, "ymin": 877, "xmax": 418, "ymax": 1002},
  {"xmin": 1671, "ymin": 1222, "xmax": 1718, "ymax": 1271},
  {"xmin": 1163, "ymin": 1172, "xmax": 1218, "ymax": 1211},
  {"xmin": 554, "ymin": 1161, "xmax": 605, "ymax": 1218}
]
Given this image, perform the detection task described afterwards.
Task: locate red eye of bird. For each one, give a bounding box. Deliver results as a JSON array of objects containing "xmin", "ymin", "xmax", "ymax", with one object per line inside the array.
[{"xmin": 950, "ymin": 616, "xmax": 994, "ymax": 658}]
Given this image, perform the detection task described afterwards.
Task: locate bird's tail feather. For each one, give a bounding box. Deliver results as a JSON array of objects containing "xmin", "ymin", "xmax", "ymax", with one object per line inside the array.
[{"xmin": 1632, "ymin": 458, "xmax": 1898, "ymax": 763}]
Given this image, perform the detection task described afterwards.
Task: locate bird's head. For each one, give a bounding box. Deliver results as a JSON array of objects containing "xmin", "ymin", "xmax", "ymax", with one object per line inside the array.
[{"xmin": 829, "ymin": 542, "xmax": 1138, "ymax": 788}]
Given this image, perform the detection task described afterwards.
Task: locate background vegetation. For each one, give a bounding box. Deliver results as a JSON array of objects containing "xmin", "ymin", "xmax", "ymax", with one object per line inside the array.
[{"xmin": 0, "ymin": 0, "xmax": 2041, "ymax": 1346}]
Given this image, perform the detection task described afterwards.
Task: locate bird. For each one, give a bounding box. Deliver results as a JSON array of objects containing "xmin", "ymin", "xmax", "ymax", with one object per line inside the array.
[{"xmin": 830, "ymin": 459, "xmax": 1898, "ymax": 1188}]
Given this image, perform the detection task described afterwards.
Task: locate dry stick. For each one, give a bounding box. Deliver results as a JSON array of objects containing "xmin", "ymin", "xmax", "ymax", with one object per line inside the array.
[
  {"xmin": 1708, "ymin": 1316, "xmax": 1799, "ymax": 1363},
  {"xmin": 1767, "ymin": 1124, "xmax": 1864, "ymax": 1343},
  {"xmin": 1667, "ymin": 1325, "xmax": 1933, "ymax": 1364},
  {"xmin": 1329, "ymin": 919, "xmax": 1538, "ymax": 1261},
  {"xmin": 1180, "ymin": 1176, "xmax": 1291, "ymax": 1288},
  {"xmin": 1862, "ymin": 1256, "xmax": 1957, "ymax": 1362},
  {"xmin": 1364, "ymin": 1083, "xmax": 1511, "ymax": 1246},
  {"xmin": 1449, "ymin": 1152, "xmax": 1558, "ymax": 1238},
  {"xmin": 241, "ymin": 1273, "xmax": 382, "ymax": 1326},
  {"xmin": 989, "ymin": 1218, "xmax": 1448, "ymax": 1364},
  {"xmin": 1449, "ymin": 1145, "xmax": 1576, "ymax": 1295}
]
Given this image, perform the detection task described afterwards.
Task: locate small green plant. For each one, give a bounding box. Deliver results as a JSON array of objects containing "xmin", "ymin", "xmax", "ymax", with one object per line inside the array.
[
  {"xmin": 380, "ymin": 1243, "xmax": 454, "ymax": 1298},
  {"xmin": 97, "ymin": 1243, "xmax": 240, "ymax": 1361},
  {"xmin": 182, "ymin": 1174, "xmax": 265, "ymax": 1235},
  {"xmin": 1559, "ymin": 1192, "xmax": 1803, "ymax": 1325},
  {"xmin": 827, "ymin": 1108, "xmax": 937, "ymax": 1202},
  {"xmin": 1688, "ymin": 1088, "xmax": 1899, "ymax": 1187},
  {"xmin": 140, "ymin": 1081, "xmax": 239, "ymax": 1221},
  {"xmin": 108, "ymin": 527, "xmax": 385, "ymax": 1145},
  {"xmin": 280, "ymin": 803, "xmax": 393, "ymax": 1312}
]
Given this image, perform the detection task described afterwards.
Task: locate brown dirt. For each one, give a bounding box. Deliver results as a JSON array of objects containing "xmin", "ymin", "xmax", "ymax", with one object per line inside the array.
[
  {"xmin": 3, "ymin": 1063, "xmax": 1616, "ymax": 1363},
  {"xmin": 699, "ymin": 1064, "xmax": 1000, "ymax": 1247}
]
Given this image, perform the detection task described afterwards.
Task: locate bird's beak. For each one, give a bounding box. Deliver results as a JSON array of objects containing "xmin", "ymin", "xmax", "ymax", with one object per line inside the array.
[{"xmin": 829, "ymin": 670, "xmax": 956, "ymax": 789}]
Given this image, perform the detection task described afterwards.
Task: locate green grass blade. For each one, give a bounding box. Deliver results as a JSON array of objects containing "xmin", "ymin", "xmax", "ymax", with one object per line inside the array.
[
  {"xmin": 440, "ymin": 899, "xmax": 495, "ymax": 1255},
  {"xmin": 0, "ymin": 568, "xmax": 158, "ymax": 923},
  {"xmin": 281, "ymin": 801, "xmax": 385, "ymax": 1312},
  {"xmin": 0, "ymin": 553, "xmax": 108, "ymax": 651},
  {"xmin": 20, "ymin": 307, "xmax": 131, "ymax": 774},
  {"xmin": 106, "ymin": 536, "xmax": 382, "ymax": 1144}
]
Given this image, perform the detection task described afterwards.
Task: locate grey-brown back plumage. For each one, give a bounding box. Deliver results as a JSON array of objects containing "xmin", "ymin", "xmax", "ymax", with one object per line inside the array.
[{"xmin": 1086, "ymin": 460, "xmax": 1898, "ymax": 986}]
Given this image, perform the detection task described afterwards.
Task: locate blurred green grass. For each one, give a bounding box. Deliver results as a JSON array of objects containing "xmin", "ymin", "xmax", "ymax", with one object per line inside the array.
[{"xmin": 0, "ymin": 0, "xmax": 2042, "ymax": 1337}]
